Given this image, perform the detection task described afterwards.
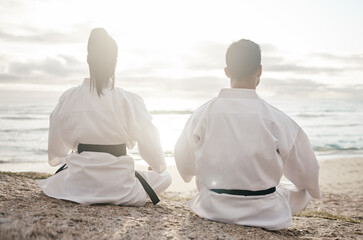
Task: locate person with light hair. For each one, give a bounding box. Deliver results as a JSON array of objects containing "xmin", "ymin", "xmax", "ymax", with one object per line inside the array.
[
  {"xmin": 174, "ymin": 39, "xmax": 321, "ymax": 230},
  {"xmin": 38, "ymin": 28, "xmax": 171, "ymax": 206}
]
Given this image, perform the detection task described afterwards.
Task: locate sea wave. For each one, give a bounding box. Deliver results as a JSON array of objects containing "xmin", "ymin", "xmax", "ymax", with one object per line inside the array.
[
  {"xmin": 34, "ymin": 149, "xmax": 48, "ymax": 155},
  {"xmin": 163, "ymin": 150, "xmax": 174, "ymax": 157},
  {"xmin": 1, "ymin": 116, "xmax": 48, "ymax": 120},
  {"xmin": 295, "ymin": 114, "xmax": 328, "ymax": 118},
  {"xmin": 0, "ymin": 128, "xmax": 48, "ymax": 133},
  {"xmin": 314, "ymin": 145, "xmax": 362, "ymax": 152}
]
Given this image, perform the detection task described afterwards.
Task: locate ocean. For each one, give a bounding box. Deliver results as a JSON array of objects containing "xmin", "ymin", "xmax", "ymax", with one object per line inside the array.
[{"xmin": 0, "ymin": 98, "xmax": 362, "ymax": 173}]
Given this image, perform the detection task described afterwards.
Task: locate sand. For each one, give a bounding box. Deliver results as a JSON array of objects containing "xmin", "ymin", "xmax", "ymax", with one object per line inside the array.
[{"xmin": 0, "ymin": 157, "xmax": 362, "ymax": 239}]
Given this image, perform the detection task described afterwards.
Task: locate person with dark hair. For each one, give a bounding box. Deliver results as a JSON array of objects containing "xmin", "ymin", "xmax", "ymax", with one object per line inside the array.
[
  {"xmin": 38, "ymin": 28, "xmax": 171, "ymax": 206},
  {"xmin": 174, "ymin": 39, "xmax": 321, "ymax": 230}
]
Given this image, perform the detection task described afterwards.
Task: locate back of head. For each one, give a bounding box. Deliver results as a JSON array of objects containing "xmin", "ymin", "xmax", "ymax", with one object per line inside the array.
[
  {"xmin": 87, "ymin": 28, "xmax": 118, "ymax": 96},
  {"xmin": 225, "ymin": 39, "xmax": 261, "ymax": 80}
]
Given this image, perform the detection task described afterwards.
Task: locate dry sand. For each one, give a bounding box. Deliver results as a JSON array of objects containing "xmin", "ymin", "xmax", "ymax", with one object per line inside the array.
[{"xmin": 0, "ymin": 157, "xmax": 362, "ymax": 239}]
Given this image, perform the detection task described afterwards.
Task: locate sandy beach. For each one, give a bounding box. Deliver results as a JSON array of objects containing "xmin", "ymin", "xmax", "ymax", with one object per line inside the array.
[{"xmin": 0, "ymin": 157, "xmax": 362, "ymax": 239}]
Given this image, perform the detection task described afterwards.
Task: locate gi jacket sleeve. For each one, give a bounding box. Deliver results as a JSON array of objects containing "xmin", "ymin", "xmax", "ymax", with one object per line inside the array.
[
  {"xmin": 174, "ymin": 113, "xmax": 205, "ymax": 183},
  {"xmin": 282, "ymin": 128, "xmax": 322, "ymax": 199},
  {"xmin": 127, "ymin": 95, "xmax": 167, "ymax": 173},
  {"xmin": 174, "ymin": 102, "xmax": 210, "ymax": 183},
  {"xmin": 174, "ymin": 121, "xmax": 195, "ymax": 182},
  {"xmin": 48, "ymin": 94, "xmax": 71, "ymax": 166}
]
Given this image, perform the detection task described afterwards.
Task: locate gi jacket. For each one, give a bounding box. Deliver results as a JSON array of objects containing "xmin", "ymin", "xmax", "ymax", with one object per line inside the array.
[
  {"xmin": 174, "ymin": 88, "xmax": 321, "ymax": 230},
  {"xmin": 38, "ymin": 78, "xmax": 166, "ymax": 206}
]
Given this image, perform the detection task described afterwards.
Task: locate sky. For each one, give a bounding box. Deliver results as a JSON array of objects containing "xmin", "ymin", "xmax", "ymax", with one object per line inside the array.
[{"xmin": 0, "ymin": 0, "xmax": 363, "ymax": 109}]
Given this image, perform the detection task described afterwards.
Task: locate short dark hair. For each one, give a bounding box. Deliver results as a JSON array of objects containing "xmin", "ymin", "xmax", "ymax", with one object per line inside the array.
[
  {"xmin": 87, "ymin": 28, "xmax": 118, "ymax": 97},
  {"xmin": 225, "ymin": 39, "xmax": 261, "ymax": 79}
]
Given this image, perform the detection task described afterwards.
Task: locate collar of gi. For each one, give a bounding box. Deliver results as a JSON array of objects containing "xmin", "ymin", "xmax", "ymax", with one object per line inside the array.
[{"xmin": 218, "ymin": 88, "xmax": 260, "ymax": 99}]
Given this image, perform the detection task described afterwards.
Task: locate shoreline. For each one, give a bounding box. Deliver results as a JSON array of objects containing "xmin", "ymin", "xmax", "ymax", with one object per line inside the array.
[
  {"xmin": 0, "ymin": 157, "xmax": 362, "ymax": 239},
  {"xmin": 1, "ymin": 156, "xmax": 363, "ymax": 193}
]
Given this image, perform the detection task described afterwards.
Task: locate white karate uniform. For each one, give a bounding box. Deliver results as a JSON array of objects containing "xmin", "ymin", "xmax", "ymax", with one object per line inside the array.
[
  {"xmin": 174, "ymin": 88, "xmax": 321, "ymax": 230},
  {"xmin": 37, "ymin": 79, "xmax": 171, "ymax": 206}
]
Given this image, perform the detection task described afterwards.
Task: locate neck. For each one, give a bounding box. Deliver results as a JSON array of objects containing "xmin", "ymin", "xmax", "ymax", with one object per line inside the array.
[{"xmin": 230, "ymin": 78, "xmax": 257, "ymax": 89}]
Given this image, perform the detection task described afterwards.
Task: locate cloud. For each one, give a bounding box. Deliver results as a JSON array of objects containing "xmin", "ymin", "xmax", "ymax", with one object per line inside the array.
[
  {"xmin": 116, "ymin": 41, "xmax": 228, "ymax": 80},
  {"xmin": 9, "ymin": 55, "xmax": 85, "ymax": 76},
  {"xmin": 260, "ymin": 77, "xmax": 324, "ymax": 95},
  {"xmin": 0, "ymin": 55, "xmax": 86, "ymax": 84},
  {"xmin": 312, "ymin": 52, "xmax": 363, "ymax": 64},
  {"xmin": 0, "ymin": 74, "xmax": 19, "ymax": 82},
  {"xmin": 263, "ymin": 64, "xmax": 342, "ymax": 75},
  {"xmin": 183, "ymin": 41, "xmax": 227, "ymax": 70},
  {"xmin": 0, "ymin": 29, "xmax": 362, "ymax": 101},
  {"xmin": 260, "ymin": 45, "xmax": 363, "ymax": 75},
  {"xmin": 184, "ymin": 42, "xmax": 282, "ymax": 72},
  {"xmin": 0, "ymin": 23, "xmax": 92, "ymax": 44},
  {"xmin": 118, "ymin": 73, "xmax": 363, "ymax": 101},
  {"xmin": 261, "ymin": 50, "xmax": 345, "ymax": 75},
  {"xmin": 259, "ymin": 77, "xmax": 363, "ymax": 99},
  {"xmin": 310, "ymin": 52, "xmax": 363, "ymax": 72},
  {"xmin": 182, "ymin": 41, "xmax": 352, "ymax": 76},
  {"xmin": 116, "ymin": 75, "xmax": 227, "ymax": 100},
  {"xmin": 325, "ymin": 84, "xmax": 363, "ymax": 99},
  {"xmin": 260, "ymin": 43, "xmax": 280, "ymax": 53}
]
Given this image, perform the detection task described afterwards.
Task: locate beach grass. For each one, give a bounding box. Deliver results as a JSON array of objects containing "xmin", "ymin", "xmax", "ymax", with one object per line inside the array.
[{"xmin": 296, "ymin": 209, "xmax": 362, "ymax": 224}]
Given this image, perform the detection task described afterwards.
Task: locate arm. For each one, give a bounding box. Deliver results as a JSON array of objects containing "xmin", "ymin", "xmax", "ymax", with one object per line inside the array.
[
  {"xmin": 137, "ymin": 123, "xmax": 166, "ymax": 173},
  {"xmin": 128, "ymin": 97, "xmax": 166, "ymax": 173},
  {"xmin": 282, "ymin": 128, "xmax": 322, "ymax": 199},
  {"xmin": 48, "ymin": 97, "xmax": 71, "ymax": 166},
  {"xmin": 174, "ymin": 117, "xmax": 197, "ymax": 183}
]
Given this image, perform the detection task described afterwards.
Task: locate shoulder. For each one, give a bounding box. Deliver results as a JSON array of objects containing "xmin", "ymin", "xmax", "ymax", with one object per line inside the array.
[
  {"xmin": 190, "ymin": 98, "xmax": 216, "ymax": 119},
  {"xmin": 53, "ymin": 80, "xmax": 88, "ymax": 112},
  {"xmin": 113, "ymin": 88, "xmax": 148, "ymax": 113},
  {"xmin": 186, "ymin": 98, "xmax": 217, "ymax": 128},
  {"xmin": 57, "ymin": 78, "xmax": 91, "ymax": 102},
  {"xmin": 114, "ymin": 87, "xmax": 144, "ymax": 102},
  {"xmin": 56, "ymin": 86, "xmax": 79, "ymax": 106},
  {"xmin": 260, "ymin": 100, "xmax": 302, "ymax": 140}
]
